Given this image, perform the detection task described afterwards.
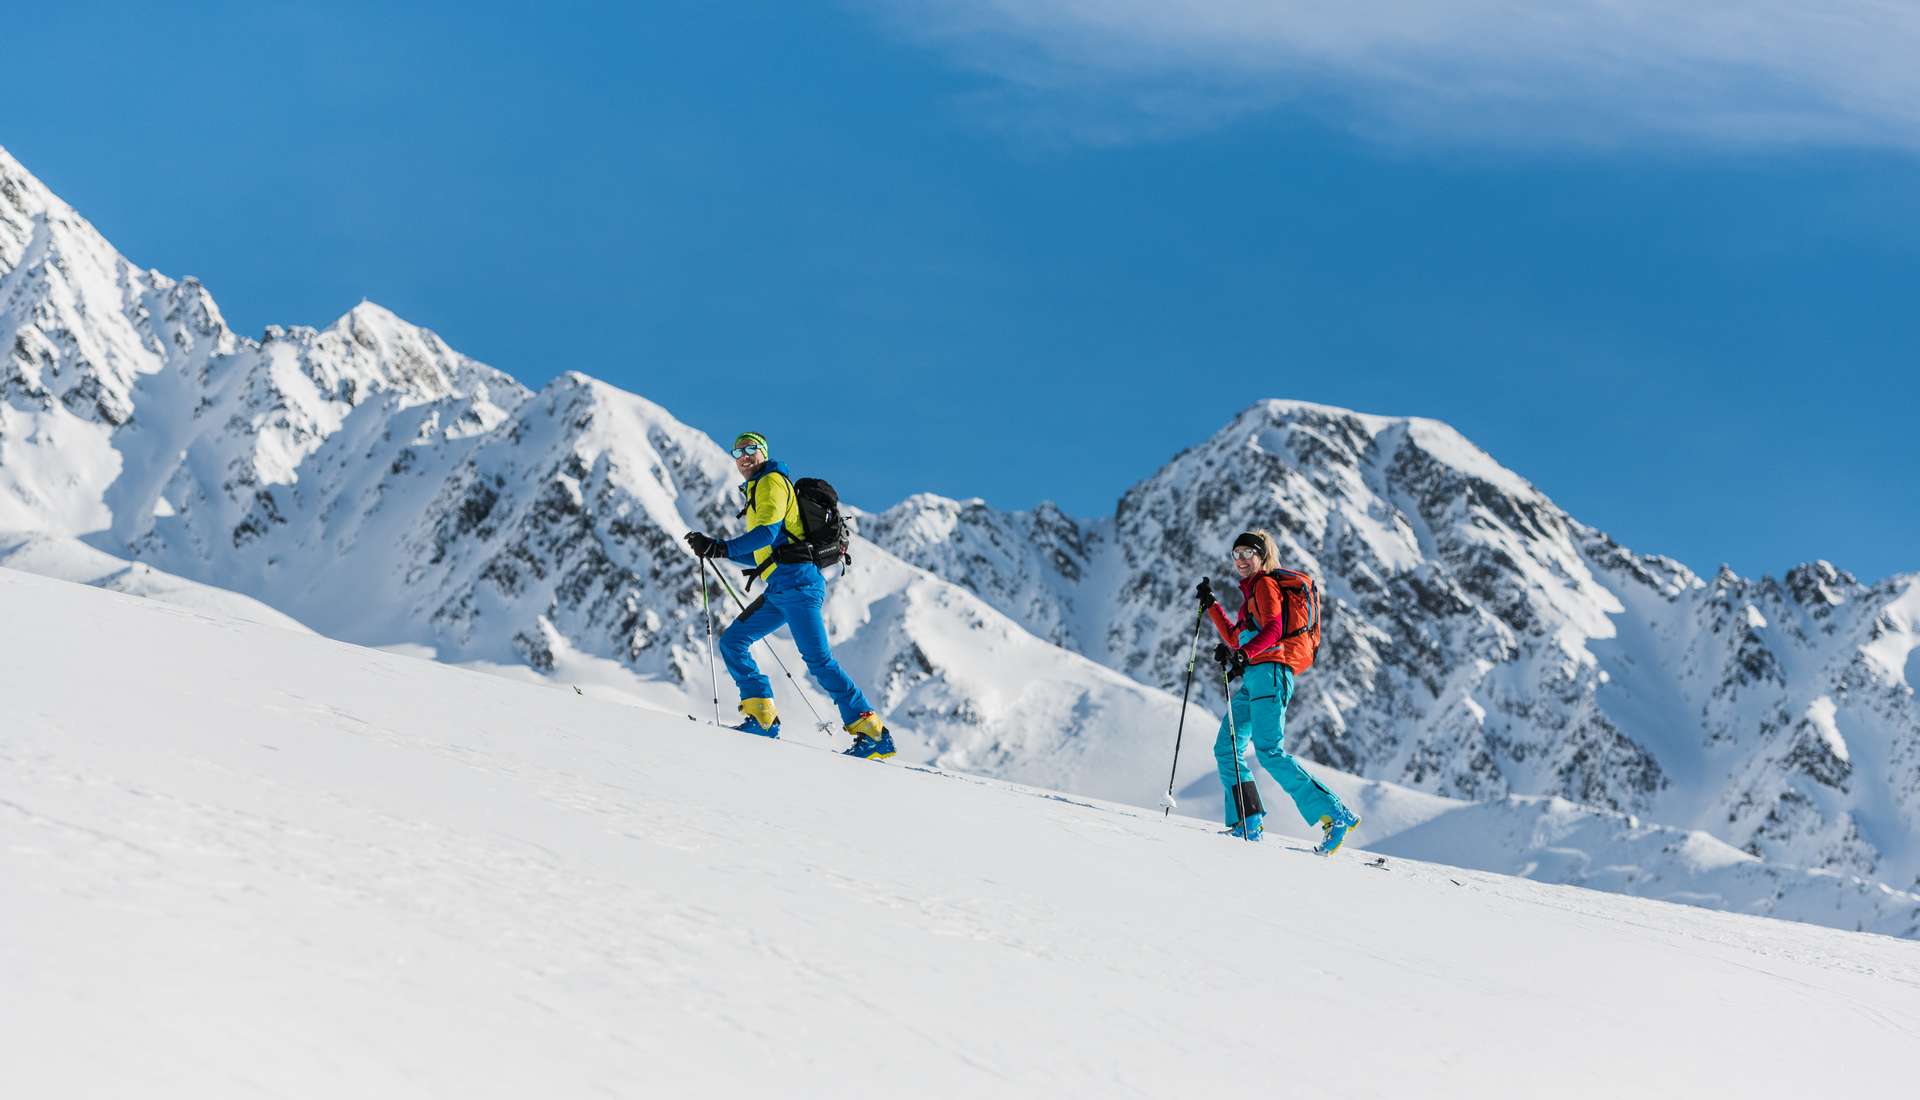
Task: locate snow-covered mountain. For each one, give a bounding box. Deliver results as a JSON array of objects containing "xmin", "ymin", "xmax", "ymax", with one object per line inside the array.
[
  {"xmin": 4, "ymin": 144, "xmax": 1916, "ymax": 926},
  {"xmin": 864, "ymin": 403, "xmax": 1920, "ymax": 890}
]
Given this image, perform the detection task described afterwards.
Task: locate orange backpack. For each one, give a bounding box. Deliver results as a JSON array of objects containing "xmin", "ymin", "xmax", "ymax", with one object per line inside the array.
[{"xmin": 1268, "ymin": 568, "xmax": 1323, "ymax": 671}]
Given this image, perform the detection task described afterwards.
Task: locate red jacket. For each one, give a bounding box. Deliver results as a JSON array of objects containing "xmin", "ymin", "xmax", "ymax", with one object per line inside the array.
[{"xmin": 1208, "ymin": 573, "xmax": 1317, "ymax": 674}]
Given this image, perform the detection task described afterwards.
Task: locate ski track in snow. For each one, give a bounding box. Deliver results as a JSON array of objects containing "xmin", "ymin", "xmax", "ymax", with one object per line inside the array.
[{"xmin": 3, "ymin": 568, "xmax": 1917, "ymax": 1098}]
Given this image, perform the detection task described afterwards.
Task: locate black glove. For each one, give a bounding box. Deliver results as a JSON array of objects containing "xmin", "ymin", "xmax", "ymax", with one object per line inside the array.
[
  {"xmin": 684, "ymin": 531, "xmax": 724, "ymax": 558},
  {"xmin": 1214, "ymin": 643, "xmax": 1248, "ymax": 678},
  {"xmin": 1196, "ymin": 578, "xmax": 1216, "ymax": 610}
]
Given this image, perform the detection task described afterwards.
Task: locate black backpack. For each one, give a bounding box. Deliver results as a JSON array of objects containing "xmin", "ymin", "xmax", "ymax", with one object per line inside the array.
[{"xmin": 743, "ymin": 474, "xmax": 849, "ymax": 586}]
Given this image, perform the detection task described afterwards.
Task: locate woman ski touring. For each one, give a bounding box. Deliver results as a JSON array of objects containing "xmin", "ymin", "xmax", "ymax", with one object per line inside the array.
[
  {"xmin": 683, "ymin": 431, "xmax": 898, "ymax": 760},
  {"xmin": 1199, "ymin": 529, "xmax": 1360, "ymax": 855}
]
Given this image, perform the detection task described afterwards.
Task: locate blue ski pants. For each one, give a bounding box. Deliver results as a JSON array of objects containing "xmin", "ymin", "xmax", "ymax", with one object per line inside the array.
[
  {"xmin": 719, "ymin": 575, "xmax": 873, "ymax": 726},
  {"xmin": 1212, "ymin": 660, "xmax": 1347, "ymax": 828}
]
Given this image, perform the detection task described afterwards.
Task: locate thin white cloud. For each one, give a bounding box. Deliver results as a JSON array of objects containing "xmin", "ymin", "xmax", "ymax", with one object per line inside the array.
[{"xmin": 862, "ymin": 1, "xmax": 1920, "ymax": 148}]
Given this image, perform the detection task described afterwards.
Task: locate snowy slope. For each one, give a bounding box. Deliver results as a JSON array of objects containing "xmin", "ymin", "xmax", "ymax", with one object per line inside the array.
[
  {"xmin": 1315, "ymin": 772, "xmax": 1920, "ymax": 937},
  {"xmin": 0, "ymin": 530, "xmax": 309, "ymax": 631},
  {"xmin": 3, "ymin": 567, "xmax": 1917, "ymax": 1099}
]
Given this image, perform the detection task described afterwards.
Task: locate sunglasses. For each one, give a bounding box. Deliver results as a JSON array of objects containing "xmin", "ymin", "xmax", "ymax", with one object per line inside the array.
[
  {"xmin": 730, "ymin": 444, "xmax": 764, "ymax": 459},
  {"xmin": 1231, "ymin": 547, "xmax": 1262, "ymax": 560}
]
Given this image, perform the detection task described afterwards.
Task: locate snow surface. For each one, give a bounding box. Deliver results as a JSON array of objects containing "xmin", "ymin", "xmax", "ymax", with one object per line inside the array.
[
  {"xmin": 1314, "ymin": 772, "xmax": 1920, "ymax": 937},
  {"xmin": 4, "ymin": 567, "xmax": 1918, "ymax": 1098},
  {"xmin": 0, "ymin": 530, "xmax": 310, "ymax": 631}
]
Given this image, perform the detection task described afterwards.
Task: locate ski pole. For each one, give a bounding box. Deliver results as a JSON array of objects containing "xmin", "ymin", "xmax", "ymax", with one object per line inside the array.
[
  {"xmin": 707, "ymin": 564, "xmax": 838, "ymax": 741},
  {"xmin": 699, "ymin": 557, "xmax": 722, "ymax": 727},
  {"xmin": 1162, "ymin": 606, "xmax": 1206, "ymax": 817},
  {"xmin": 1224, "ymin": 665, "xmax": 1251, "ymax": 842}
]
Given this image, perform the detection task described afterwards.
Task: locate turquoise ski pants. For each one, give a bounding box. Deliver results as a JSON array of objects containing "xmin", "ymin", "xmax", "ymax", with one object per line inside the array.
[{"xmin": 1212, "ymin": 660, "xmax": 1346, "ymax": 828}]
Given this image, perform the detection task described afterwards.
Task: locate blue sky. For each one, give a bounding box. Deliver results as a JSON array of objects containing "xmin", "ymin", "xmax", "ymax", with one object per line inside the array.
[{"xmin": 9, "ymin": 1, "xmax": 1917, "ymax": 581}]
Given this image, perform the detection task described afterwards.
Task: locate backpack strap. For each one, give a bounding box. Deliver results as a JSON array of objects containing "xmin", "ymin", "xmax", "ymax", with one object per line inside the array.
[
  {"xmin": 739, "ymin": 471, "xmax": 800, "ymax": 591},
  {"xmin": 737, "ymin": 470, "xmax": 794, "ymax": 519}
]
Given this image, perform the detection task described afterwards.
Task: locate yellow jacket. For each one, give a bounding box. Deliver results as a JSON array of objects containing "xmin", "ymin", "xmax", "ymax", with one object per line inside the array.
[{"xmin": 726, "ymin": 460, "xmax": 810, "ymax": 588}]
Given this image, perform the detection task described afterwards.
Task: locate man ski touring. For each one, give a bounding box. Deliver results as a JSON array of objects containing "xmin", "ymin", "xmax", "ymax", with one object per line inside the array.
[
  {"xmin": 1200, "ymin": 529, "xmax": 1360, "ymax": 855},
  {"xmin": 683, "ymin": 431, "xmax": 898, "ymax": 760}
]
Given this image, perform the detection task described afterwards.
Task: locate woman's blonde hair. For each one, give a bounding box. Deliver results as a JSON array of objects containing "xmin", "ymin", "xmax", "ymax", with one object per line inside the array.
[{"xmin": 1240, "ymin": 528, "xmax": 1281, "ymax": 572}]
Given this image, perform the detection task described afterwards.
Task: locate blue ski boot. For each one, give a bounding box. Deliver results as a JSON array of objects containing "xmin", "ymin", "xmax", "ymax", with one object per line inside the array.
[
  {"xmin": 735, "ymin": 716, "xmax": 780, "ymax": 738},
  {"xmin": 1315, "ymin": 807, "xmax": 1360, "ymax": 856},
  {"xmin": 842, "ymin": 712, "xmax": 896, "ymax": 761},
  {"xmin": 1222, "ymin": 812, "xmax": 1265, "ymax": 841},
  {"xmin": 734, "ymin": 698, "xmax": 781, "ymax": 739}
]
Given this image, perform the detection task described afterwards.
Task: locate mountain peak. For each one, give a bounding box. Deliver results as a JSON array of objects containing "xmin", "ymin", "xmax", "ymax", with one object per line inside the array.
[
  {"xmin": 1, "ymin": 145, "xmax": 75, "ymax": 264},
  {"xmin": 0, "ymin": 144, "xmax": 59, "ymax": 212},
  {"xmin": 1207, "ymin": 399, "xmax": 1542, "ymax": 503},
  {"xmin": 326, "ymin": 298, "xmax": 441, "ymax": 349},
  {"xmin": 539, "ymin": 369, "xmax": 678, "ymax": 420},
  {"xmin": 338, "ymin": 298, "xmax": 404, "ymax": 326},
  {"xmin": 1247, "ymin": 397, "xmax": 1397, "ymax": 432}
]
